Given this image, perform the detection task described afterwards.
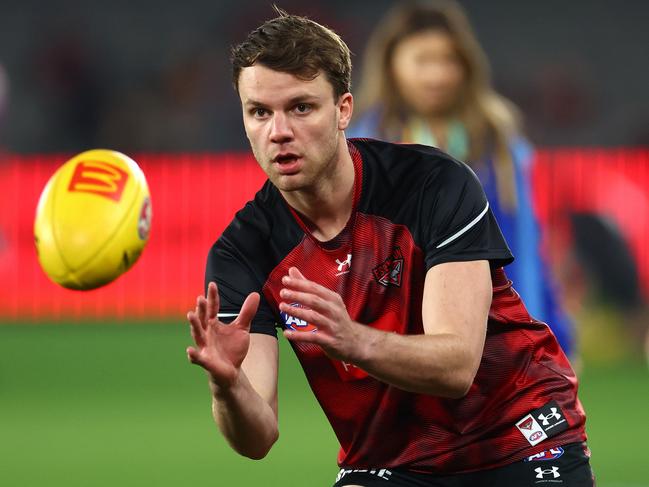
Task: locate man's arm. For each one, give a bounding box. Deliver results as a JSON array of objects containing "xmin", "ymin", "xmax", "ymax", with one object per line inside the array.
[
  {"xmin": 187, "ymin": 283, "xmax": 279, "ymax": 459},
  {"xmin": 280, "ymin": 260, "xmax": 491, "ymax": 398},
  {"xmin": 210, "ymin": 334, "xmax": 279, "ymax": 459}
]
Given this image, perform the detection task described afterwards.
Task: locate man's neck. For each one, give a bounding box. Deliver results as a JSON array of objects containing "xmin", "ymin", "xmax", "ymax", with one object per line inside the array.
[{"xmin": 281, "ymin": 140, "xmax": 355, "ymax": 242}]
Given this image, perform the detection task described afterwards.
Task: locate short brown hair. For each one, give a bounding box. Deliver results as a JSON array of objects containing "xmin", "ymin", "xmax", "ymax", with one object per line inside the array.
[{"xmin": 231, "ymin": 8, "xmax": 352, "ymax": 99}]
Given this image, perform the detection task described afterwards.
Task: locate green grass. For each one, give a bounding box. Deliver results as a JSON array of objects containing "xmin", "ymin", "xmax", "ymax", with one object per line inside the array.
[{"xmin": 0, "ymin": 323, "xmax": 647, "ymax": 486}]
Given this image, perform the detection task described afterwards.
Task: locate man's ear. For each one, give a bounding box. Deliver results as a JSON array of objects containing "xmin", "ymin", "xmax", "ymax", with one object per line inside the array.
[{"xmin": 337, "ymin": 92, "xmax": 354, "ymax": 130}]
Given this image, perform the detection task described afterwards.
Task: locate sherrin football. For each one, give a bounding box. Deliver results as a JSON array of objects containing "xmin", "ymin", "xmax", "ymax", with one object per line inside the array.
[{"xmin": 34, "ymin": 149, "xmax": 152, "ymax": 290}]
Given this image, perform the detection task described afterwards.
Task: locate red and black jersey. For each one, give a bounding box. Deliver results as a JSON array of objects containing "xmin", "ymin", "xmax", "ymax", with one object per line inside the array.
[{"xmin": 206, "ymin": 139, "xmax": 586, "ymax": 474}]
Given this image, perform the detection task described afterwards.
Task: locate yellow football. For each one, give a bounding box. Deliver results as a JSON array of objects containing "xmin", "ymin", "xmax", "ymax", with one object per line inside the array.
[{"xmin": 34, "ymin": 149, "xmax": 152, "ymax": 290}]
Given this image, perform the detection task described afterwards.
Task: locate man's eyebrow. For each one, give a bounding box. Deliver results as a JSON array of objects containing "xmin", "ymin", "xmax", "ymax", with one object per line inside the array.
[
  {"xmin": 286, "ymin": 94, "xmax": 321, "ymax": 104},
  {"xmin": 243, "ymin": 99, "xmax": 266, "ymax": 108},
  {"xmin": 243, "ymin": 94, "xmax": 322, "ymax": 108}
]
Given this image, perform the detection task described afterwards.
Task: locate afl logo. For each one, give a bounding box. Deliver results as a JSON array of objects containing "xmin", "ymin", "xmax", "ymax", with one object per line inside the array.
[
  {"xmin": 280, "ymin": 303, "xmax": 317, "ymax": 332},
  {"xmin": 529, "ymin": 431, "xmax": 544, "ymax": 442}
]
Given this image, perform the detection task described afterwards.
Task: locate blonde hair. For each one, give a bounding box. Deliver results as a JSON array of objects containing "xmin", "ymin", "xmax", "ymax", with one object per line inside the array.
[{"xmin": 355, "ymin": 0, "xmax": 521, "ymax": 208}]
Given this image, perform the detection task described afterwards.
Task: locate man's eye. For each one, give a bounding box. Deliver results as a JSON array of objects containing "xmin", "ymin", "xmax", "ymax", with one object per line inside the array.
[
  {"xmin": 254, "ymin": 108, "xmax": 267, "ymax": 117},
  {"xmin": 295, "ymin": 103, "xmax": 311, "ymax": 113}
]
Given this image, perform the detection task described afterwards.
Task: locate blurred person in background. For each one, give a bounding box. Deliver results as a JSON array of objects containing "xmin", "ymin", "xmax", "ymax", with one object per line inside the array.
[{"xmin": 348, "ymin": 0, "xmax": 575, "ymax": 357}]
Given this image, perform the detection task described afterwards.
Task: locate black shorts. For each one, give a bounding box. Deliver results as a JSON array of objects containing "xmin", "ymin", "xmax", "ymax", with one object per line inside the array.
[{"xmin": 333, "ymin": 443, "xmax": 595, "ymax": 487}]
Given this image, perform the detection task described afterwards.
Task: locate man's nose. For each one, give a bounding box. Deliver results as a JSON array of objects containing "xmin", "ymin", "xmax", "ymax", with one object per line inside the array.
[{"xmin": 269, "ymin": 112, "xmax": 294, "ymax": 143}]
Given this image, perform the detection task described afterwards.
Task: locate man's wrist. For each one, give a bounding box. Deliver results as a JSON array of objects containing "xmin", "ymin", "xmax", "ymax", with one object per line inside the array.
[
  {"xmin": 347, "ymin": 321, "xmax": 381, "ymax": 367},
  {"xmin": 208, "ymin": 370, "xmax": 242, "ymax": 399}
]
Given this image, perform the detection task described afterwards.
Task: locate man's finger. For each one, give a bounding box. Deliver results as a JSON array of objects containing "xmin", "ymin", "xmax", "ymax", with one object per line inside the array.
[
  {"xmin": 187, "ymin": 311, "xmax": 206, "ymax": 348},
  {"xmin": 197, "ymin": 296, "xmax": 207, "ymax": 327},
  {"xmin": 280, "ymin": 288, "xmax": 329, "ymax": 315},
  {"xmin": 235, "ymin": 292, "xmax": 260, "ymax": 331},
  {"xmin": 206, "ymin": 282, "xmax": 220, "ymax": 320},
  {"xmin": 186, "ymin": 346, "xmax": 205, "ymax": 367},
  {"xmin": 288, "ymin": 266, "xmax": 306, "ymax": 280},
  {"xmin": 282, "ymin": 270, "xmax": 337, "ymax": 300},
  {"xmin": 283, "ymin": 328, "xmax": 325, "ymax": 346}
]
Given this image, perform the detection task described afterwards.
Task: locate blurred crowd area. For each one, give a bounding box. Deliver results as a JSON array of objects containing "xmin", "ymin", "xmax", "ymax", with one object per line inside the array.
[{"xmin": 0, "ymin": 0, "xmax": 648, "ymax": 152}]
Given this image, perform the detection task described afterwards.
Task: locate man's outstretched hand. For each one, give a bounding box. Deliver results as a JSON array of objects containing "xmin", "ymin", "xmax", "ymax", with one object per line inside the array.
[{"xmin": 186, "ymin": 282, "xmax": 260, "ymax": 389}]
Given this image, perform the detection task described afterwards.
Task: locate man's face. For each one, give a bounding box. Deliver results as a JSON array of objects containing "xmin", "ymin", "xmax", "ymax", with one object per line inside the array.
[{"xmin": 237, "ymin": 64, "xmax": 352, "ymax": 193}]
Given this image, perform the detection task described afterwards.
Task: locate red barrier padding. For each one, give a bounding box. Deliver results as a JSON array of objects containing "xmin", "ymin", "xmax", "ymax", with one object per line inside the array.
[
  {"xmin": 0, "ymin": 149, "xmax": 647, "ymax": 321},
  {"xmin": 0, "ymin": 153, "xmax": 267, "ymax": 320}
]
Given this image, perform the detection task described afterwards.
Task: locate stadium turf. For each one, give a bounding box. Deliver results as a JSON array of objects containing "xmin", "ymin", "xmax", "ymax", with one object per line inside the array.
[{"xmin": 0, "ymin": 323, "xmax": 647, "ymax": 487}]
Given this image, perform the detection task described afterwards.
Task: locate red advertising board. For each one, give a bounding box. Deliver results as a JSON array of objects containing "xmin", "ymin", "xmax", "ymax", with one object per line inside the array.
[
  {"xmin": 0, "ymin": 149, "xmax": 647, "ymax": 321},
  {"xmin": 0, "ymin": 153, "xmax": 266, "ymax": 320}
]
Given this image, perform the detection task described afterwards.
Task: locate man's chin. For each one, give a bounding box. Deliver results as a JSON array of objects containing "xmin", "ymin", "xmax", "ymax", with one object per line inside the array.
[{"xmin": 272, "ymin": 174, "xmax": 307, "ymax": 192}]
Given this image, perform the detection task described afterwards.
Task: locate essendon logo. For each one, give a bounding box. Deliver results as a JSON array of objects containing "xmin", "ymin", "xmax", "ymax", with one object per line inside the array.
[
  {"xmin": 68, "ymin": 160, "xmax": 129, "ymax": 202},
  {"xmin": 373, "ymin": 246, "xmax": 404, "ymax": 287},
  {"xmin": 517, "ymin": 418, "xmax": 534, "ymax": 431}
]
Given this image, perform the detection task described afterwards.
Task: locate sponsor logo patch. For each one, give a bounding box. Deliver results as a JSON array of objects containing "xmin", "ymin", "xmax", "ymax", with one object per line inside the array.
[
  {"xmin": 335, "ymin": 253, "xmax": 352, "ymax": 276},
  {"xmin": 280, "ymin": 302, "xmax": 317, "ymax": 332},
  {"xmin": 525, "ymin": 447, "xmax": 565, "ymax": 462},
  {"xmin": 335, "ymin": 468, "xmax": 392, "ymax": 483},
  {"xmin": 516, "ymin": 414, "xmax": 547, "ymax": 446},
  {"xmin": 68, "ymin": 160, "xmax": 129, "ymax": 202},
  {"xmin": 516, "ymin": 400, "xmax": 569, "ymax": 447},
  {"xmin": 535, "ymin": 466, "xmax": 561, "ymax": 480}
]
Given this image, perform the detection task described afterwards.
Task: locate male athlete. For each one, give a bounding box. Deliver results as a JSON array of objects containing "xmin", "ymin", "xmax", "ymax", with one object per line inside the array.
[{"xmin": 186, "ymin": 10, "xmax": 595, "ymax": 487}]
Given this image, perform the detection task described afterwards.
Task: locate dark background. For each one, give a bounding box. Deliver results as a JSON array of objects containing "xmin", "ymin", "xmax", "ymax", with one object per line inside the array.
[{"xmin": 0, "ymin": 0, "xmax": 648, "ymax": 153}]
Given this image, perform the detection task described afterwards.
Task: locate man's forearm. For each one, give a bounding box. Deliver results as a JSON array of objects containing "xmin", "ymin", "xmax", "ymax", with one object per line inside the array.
[
  {"xmin": 351, "ymin": 325, "xmax": 485, "ymax": 398},
  {"xmin": 210, "ymin": 371, "xmax": 278, "ymax": 459}
]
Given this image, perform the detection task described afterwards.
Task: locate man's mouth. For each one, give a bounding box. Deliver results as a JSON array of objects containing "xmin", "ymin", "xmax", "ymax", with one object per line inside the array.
[
  {"xmin": 274, "ymin": 153, "xmax": 300, "ymax": 163},
  {"xmin": 272, "ymin": 153, "xmax": 302, "ymax": 174}
]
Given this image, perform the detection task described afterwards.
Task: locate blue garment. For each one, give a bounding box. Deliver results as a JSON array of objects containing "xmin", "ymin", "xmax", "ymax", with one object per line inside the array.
[{"xmin": 347, "ymin": 111, "xmax": 575, "ymax": 356}]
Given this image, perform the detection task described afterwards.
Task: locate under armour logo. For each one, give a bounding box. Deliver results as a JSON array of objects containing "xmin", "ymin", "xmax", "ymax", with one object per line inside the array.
[
  {"xmin": 341, "ymin": 361, "xmax": 358, "ymax": 372},
  {"xmin": 535, "ymin": 466, "xmax": 560, "ymax": 479},
  {"xmin": 538, "ymin": 408, "xmax": 562, "ymax": 426},
  {"xmin": 336, "ymin": 254, "xmax": 352, "ymax": 274}
]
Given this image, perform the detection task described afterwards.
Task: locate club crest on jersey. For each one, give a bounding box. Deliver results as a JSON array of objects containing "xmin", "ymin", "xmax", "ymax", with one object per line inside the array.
[
  {"xmin": 373, "ymin": 247, "xmax": 404, "ymax": 287},
  {"xmin": 280, "ymin": 302, "xmax": 317, "ymax": 332}
]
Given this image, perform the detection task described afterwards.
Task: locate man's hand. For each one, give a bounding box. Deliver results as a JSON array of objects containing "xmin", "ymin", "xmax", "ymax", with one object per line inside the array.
[
  {"xmin": 279, "ymin": 267, "xmax": 365, "ymax": 362},
  {"xmin": 186, "ymin": 282, "xmax": 260, "ymax": 389}
]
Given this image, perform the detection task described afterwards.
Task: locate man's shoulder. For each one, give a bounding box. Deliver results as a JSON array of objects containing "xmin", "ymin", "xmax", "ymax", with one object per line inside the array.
[
  {"xmin": 349, "ymin": 138, "xmax": 481, "ymax": 208},
  {"xmin": 350, "ymin": 138, "xmax": 472, "ymax": 179},
  {"xmin": 211, "ymin": 180, "xmax": 302, "ymax": 269},
  {"xmin": 222, "ymin": 181, "xmax": 280, "ymax": 237}
]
